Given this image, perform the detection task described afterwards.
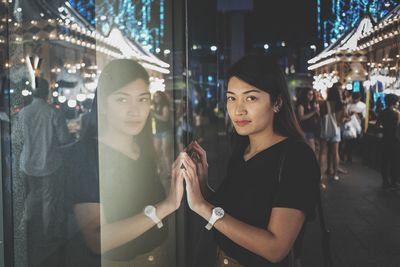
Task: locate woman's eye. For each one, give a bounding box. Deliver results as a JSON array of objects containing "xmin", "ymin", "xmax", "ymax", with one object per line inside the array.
[
  {"xmin": 139, "ymin": 97, "xmax": 150, "ymax": 103},
  {"xmin": 246, "ymin": 96, "xmax": 257, "ymax": 101},
  {"xmin": 226, "ymin": 96, "xmax": 235, "ymax": 102},
  {"xmin": 116, "ymin": 97, "xmax": 128, "ymax": 103}
]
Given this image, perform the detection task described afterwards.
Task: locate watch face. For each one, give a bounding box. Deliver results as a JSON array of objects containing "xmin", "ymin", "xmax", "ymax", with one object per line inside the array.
[
  {"xmin": 144, "ymin": 205, "xmax": 155, "ymax": 215},
  {"xmin": 214, "ymin": 207, "xmax": 224, "ymax": 217}
]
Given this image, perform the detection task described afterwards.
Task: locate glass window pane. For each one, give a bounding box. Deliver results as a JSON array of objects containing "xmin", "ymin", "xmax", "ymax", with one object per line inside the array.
[{"xmin": 2, "ymin": 0, "xmax": 186, "ymax": 266}]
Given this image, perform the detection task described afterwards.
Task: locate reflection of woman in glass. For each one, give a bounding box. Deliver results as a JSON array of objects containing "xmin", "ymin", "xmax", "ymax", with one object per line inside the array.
[
  {"xmin": 180, "ymin": 55, "xmax": 320, "ymax": 267},
  {"xmin": 152, "ymin": 91, "xmax": 173, "ymax": 184},
  {"xmin": 66, "ymin": 59, "xmax": 183, "ymax": 267}
]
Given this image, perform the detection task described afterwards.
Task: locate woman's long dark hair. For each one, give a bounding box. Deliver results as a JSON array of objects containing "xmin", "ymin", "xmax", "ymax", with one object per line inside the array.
[
  {"xmin": 81, "ymin": 59, "xmax": 155, "ymax": 159},
  {"xmin": 227, "ymin": 54, "xmax": 304, "ymax": 150},
  {"xmin": 326, "ymin": 83, "xmax": 344, "ymax": 111},
  {"xmin": 296, "ymin": 87, "xmax": 315, "ymax": 108}
]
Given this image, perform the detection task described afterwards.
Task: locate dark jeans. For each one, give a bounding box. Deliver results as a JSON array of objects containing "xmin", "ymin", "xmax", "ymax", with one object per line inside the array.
[
  {"xmin": 23, "ymin": 168, "xmax": 66, "ymax": 267},
  {"xmin": 381, "ymin": 140, "xmax": 400, "ymax": 187}
]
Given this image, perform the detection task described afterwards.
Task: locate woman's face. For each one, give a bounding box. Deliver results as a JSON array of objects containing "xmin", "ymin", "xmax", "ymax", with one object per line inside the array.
[
  {"xmin": 104, "ymin": 79, "xmax": 151, "ymax": 136},
  {"xmin": 154, "ymin": 93, "xmax": 161, "ymax": 104},
  {"xmin": 226, "ymin": 76, "xmax": 276, "ymax": 136},
  {"xmin": 306, "ymin": 90, "xmax": 314, "ymax": 102}
]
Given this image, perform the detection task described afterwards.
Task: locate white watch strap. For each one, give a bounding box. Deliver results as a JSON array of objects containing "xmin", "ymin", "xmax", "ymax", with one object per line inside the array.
[
  {"xmin": 152, "ymin": 216, "xmax": 163, "ymax": 229},
  {"xmin": 205, "ymin": 214, "xmax": 218, "ymax": 230},
  {"xmin": 144, "ymin": 206, "xmax": 163, "ymax": 229}
]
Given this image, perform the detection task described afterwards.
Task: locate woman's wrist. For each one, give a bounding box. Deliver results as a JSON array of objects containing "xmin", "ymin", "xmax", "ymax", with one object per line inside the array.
[
  {"xmin": 193, "ymin": 201, "xmax": 214, "ymax": 220},
  {"xmin": 156, "ymin": 200, "xmax": 176, "ymax": 219}
]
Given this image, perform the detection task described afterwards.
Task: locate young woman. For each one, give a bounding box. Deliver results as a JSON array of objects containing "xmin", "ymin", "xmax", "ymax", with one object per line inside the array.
[
  {"xmin": 65, "ymin": 59, "xmax": 184, "ymax": 267},
  {"xmin": 296, "ymin": 87, "xmax": 320, "ymax": 152},
  {"xmin": 319, "ymin": 83, "xmax": 345, "ymax": 181},
  {"xmin": 180, "ymin": 55, "xmax": 320, "ymax": 266}
]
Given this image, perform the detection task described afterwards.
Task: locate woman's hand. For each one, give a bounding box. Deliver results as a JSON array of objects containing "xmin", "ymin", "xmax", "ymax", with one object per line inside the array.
[
  {"xmin": 164, "ymin": 156, "xmax": 185, "ymax": 212},
  {"xmin": 180, "ymin": 152, "xmax": 207, "ymax": 212},
  {"xmin": 186, "ymin": 141, "xmax": 209, "ymax": 191},
  {"xmin": 314, "ymin": 103, "xmax": 320, "ymax": 114}
]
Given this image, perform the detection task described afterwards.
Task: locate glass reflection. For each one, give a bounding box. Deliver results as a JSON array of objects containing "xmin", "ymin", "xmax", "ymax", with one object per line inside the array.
[
  {"xmin": 3, "ymin": 0, "xmax": 183, "ymax": 266},
  {"xmin": 64, "ymin": 59, "xmax": 180, "ymax": 267},
  {"xmin": 13, "ymin": 77, "xmax": 72, "ymax": 267}
]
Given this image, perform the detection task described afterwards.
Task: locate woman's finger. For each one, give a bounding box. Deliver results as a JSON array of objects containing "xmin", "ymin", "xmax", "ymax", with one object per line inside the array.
[
  {"xmin": 191, "ymin": 144, "xmax": 208, "ymax": 167},
  {"xmin": 193, "ymin": 141, "xmax": 207, "ymax": 159},
  {"xmin": 182, "ymin": 153, "xmax": 197, "ymax": 170}
]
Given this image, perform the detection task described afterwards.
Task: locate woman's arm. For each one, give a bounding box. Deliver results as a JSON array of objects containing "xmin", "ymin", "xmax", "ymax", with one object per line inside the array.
[
  {"xmin": 297, "ymin": 105, "xmax": 317, "ymax": 121},
  {"xmin": 197, "ymin": 203, "xmax": 304, "ymax": 263},
  {"xmin": 74, "ymin": 200, "xmax": 175, "ymax": 254},
  {"xmin": 181, "ymin": 153, "xmax": 305, "ymax": 263},
  {"xmin": 335, "ymin": 108, "xmax": 346, "ymax": 125},
  {"xmin": 74, "ymin": 157, "xmax": 185, "ymax": 254}
]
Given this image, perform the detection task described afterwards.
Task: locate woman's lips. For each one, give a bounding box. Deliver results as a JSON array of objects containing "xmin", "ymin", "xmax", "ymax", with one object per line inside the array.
[
  {"xmin": 235, "ymin": 120, "xmax": 251, "ymax": 127},
  {"xmin": 124, "ymin": 121, "xmax": 142, "ymax": 127}
]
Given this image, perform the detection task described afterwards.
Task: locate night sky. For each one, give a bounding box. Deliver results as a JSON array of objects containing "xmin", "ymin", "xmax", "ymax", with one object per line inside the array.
[
  {"xmin": 189, "ymin": 0, "xmax": 318, "ymax": 50},
  {"xmin": 249, "ymin": 0, "xmax": 318, "ymax": 47}
]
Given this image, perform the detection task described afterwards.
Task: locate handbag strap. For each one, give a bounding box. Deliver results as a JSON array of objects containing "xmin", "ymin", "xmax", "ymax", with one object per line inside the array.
[{"xmin": 326, "ymin": 101, "xmax": 332, "ymax": 115}]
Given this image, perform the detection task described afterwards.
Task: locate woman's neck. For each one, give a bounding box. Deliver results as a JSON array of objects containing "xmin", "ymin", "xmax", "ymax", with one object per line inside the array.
[
  {"xmin": 246, "ymin": 128, "xmax": 286, "ymax": 156},
  {"xmin": 99, "ymin": 130, "xmax": 140, "ymax": 159}
]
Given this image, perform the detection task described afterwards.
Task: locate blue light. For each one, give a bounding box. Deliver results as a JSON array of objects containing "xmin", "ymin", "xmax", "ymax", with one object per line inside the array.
[
  {"xmin": 318, "ymin": 0, "xmax": 397, "ymax": 46},
  {"xmin": 353, "ymin": 81, "xmax": 360, "ymax": 92},
  {"xmin": 68, "ymin": 0, "xmax": 166, "ymax": 53},
  {"xmin": 208, "ymin": 75, "xmax": 213, "ymax": 82}
]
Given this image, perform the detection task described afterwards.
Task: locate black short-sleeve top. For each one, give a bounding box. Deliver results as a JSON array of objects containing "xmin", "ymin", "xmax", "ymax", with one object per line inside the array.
[
  {"xmin": 212, "ymin": 138, "xmax": 320, "ymax": 267},
  {"xmin": 66, "ymin": 138, "xmax": 167, "ymax": 262}
]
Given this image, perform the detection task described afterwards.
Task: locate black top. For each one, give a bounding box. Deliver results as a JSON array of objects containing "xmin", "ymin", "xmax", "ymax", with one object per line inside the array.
[
  {"xmin": 65, "ymin": 138, "xmax": 167, "ymax": 266},
  {"xmin": 212, "ymin": 138, "xmax": 320, "ymax": 267},
  {"xmin": 378, "ymin": 108, "xmax": 399, "ymax": 143},
  {"xmin": 299, "ymin": 104, "xmax": 318, "ymax": 133}
]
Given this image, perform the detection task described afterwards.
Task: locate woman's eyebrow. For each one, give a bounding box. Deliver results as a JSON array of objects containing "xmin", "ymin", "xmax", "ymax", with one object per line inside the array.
[
  {"xmin": 112, "ymin": 92, "xmax": 151, "ymax": 97},
  {"xmin": 242, "ymin": 89, "xmax": 261, "ymax": 94},
  {"xmin": 226, "ymin": 89, "xmax": 261, "ymax": 95},
  {"xmin": 113, "ymin": 92, "xmax": 130, "ymax": 96},
  {"xmin": 138, "ymin": 92, "xmax": 151, "ymax": 97}
]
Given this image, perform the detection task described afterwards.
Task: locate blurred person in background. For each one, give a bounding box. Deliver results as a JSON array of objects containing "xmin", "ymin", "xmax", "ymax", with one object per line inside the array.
[
  {"xmin": 152, "ymin": 91, "xmax": 173, "ymax": 188},
  {"xmin": 193, "ymin": 88, "xmax": 207, "ymax": 143},
  {"xmin": 319, "ymin": 83, "xmax": 346, "ymax": 182},
  {"xmin": 14, "ymin": 77, "xmax": 72, "ymax": 267},
  {"xmin": 342, "ymin": 92, "xmax": 365, "ymax": 163},
  {"xmin": 176, "ymin": 96, "xmax": 194, "ymax": 151},
  {"xmin": 377, "ymin": 94, "xmax": 400, "ymax": 190},
  {"xmin": 296, "ymin": 87, "xmax": 320, "ymax": 153}
]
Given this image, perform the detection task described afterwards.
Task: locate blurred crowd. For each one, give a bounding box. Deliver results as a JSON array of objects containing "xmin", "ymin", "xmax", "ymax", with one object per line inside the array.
[{"xmin": 293, "ymin": 84, "xmax": 400, "ymax": 191}]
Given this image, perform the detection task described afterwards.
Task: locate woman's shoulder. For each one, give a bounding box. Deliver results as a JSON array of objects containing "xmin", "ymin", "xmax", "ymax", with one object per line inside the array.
[{"xmin": 286, "ymin": 139, "xmax": 316, "ymax": 159}]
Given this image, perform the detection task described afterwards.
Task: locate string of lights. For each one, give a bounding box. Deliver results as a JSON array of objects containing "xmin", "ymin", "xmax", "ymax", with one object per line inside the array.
[
  {"xmin": 68, "ymin": 0, "xmax": 165, "ymax": 53},
  {"xmin": 318, "ymin": 0, "xmax": 398, "ymax": 48}
]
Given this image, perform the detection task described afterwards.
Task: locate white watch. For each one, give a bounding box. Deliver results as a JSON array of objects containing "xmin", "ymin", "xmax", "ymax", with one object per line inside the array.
[
  {"xmin": 205, "ymin": 207, "xmax": 225, "ymax": 230},
  {"xmin": 143, "ymin": 205, "xmax": 163, "ymax": 229}
]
